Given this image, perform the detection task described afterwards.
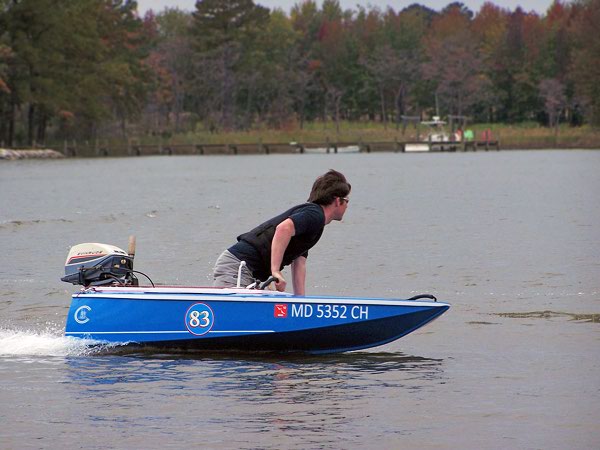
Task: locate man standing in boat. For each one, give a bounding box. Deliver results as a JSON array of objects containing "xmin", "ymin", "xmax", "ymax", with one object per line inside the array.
[{"xmin": 213, "ymin": 169, "xmax": 351, "ymax": 295}]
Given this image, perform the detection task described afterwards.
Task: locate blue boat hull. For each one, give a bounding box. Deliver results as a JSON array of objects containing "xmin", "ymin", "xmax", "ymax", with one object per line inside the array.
[{"xmin": 65, "ymin": 287, "xmax": 449, "ymax": 354}]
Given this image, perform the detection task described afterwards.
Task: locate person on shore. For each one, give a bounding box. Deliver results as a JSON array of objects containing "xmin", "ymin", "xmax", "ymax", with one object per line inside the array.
[{"xmin": 213, "ymin": 169, "xmax": 351, "ymax": 295}]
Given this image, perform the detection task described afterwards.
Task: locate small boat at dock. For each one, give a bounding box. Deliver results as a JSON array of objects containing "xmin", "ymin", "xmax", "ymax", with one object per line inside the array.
[{"xmin": 404, "ymin": 116, "xmax": 459, "ymax": 152}]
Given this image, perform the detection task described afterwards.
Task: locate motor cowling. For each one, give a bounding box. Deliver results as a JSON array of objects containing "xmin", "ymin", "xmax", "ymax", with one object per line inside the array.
[{"xmin": 61, "ymin": 243, "xmax": 137, "ymax": 286}]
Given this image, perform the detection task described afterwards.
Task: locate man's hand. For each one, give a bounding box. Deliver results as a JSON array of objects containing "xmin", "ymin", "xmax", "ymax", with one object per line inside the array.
[{"xmin": 273, "ymin": 271, "xmax": 286, "ymax": 292}]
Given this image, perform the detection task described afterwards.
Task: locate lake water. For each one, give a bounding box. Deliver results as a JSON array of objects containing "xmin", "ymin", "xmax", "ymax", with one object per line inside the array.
[{"xmin": 1, "ymin": 151, "xmax": 599, "ymax": 449}]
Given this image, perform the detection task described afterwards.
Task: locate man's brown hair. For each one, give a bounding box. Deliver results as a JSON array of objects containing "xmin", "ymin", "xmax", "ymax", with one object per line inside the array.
[{"xmin": 307, "ymin": 169, "xmax": 351, "ymax": 205}]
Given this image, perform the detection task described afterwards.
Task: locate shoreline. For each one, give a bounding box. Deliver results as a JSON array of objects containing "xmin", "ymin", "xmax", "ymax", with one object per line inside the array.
[
  {"xmin": 3, "ymin": 122, "xmax": 599, "ymax": 159},
  {"xmin": 1, "ymin": 143, "xmax": 599, "ymax": 160}
]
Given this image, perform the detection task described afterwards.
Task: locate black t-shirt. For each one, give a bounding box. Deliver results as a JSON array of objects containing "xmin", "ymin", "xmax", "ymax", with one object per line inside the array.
[{"xmin": 228, "ymin": 203, "xmax": 326, "ymax": 280}]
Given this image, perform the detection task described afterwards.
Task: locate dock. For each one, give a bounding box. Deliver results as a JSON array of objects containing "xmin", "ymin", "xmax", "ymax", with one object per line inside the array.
[
  {"xmin": 63, "ymin": 139, "xmax": 500, "ymax": 157},
  {"xmin": 3, "ymin": 140, "xmax": 501, "ymax": 159}
]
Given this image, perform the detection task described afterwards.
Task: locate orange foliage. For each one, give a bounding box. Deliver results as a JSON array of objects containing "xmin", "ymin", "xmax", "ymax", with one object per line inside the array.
[
  {"xmin": 308, "ymin": 59, "xmax": 322, "ymax": 71},
  {"xmin": 144, "ymin": 53, "xmax": 174, "ymax": 104},
  {"xmin": 428, "ymin": 7, "xmax": 471, "ymax": 41},
  {"xmin": 546, "ymin": 1, "xmax": 567, "ymax": 25},
  {"xmin": 521, "ymin": 12, "xmax": 544, "ymax": 62},
  {"xmin": 318, "ymin": 19, "xmax": 343, "ymax": 44},
  {"xmin": 0, "ymin": 78, "xmax": 10, "ymax": 94},
  {"xmin": 58, "ymin": 110, "xmax": 75, "ymax": 120},
  {"xmin": 360, "ymin": 9, "xmax": 381, "ymax": 42},
  {"xmin": 472, "ymin": 3, "xmax": 509, "ymax": 57}
]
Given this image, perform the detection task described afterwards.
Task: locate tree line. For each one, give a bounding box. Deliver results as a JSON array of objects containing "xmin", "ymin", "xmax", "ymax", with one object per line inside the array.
[{"xmin": 1, "ymin": 0, "xmax": 599, "ymax": 146}]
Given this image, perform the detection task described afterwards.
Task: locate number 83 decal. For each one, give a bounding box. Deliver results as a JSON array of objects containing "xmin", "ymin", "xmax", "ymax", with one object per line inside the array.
[{"xmin": 185, "ymin": 303, "xmax": 214, "ymax": 335}]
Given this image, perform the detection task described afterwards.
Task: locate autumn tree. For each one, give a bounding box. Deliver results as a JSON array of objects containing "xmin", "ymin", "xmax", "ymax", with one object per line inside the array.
[
  {"xmin": 0, "ymin": 0, "xmax": 150, "ymax": 145},
  {"xmin": 539, "ymin": 78, "xmax": 567, "ymax": 128},
  {"xmin": 422, "ymin": 5, "xmax": 490, "ymax": 117},
  {"xmin": 0, "ymin": 37, "xmax": 12, "ymax": 144},
  {"xmin": 383, "ymin": 5, "xmax": 432, "ymax": 124},
  {"xmin": 0, "ymin": 9, "xmax": 9, "ymax": 95},
  {"xmin": 191, "ymin": 0, "xmax": 269, "ymax": 130},
  {"xmin": 96, "ymin": 1, "xmax": 152, "ymax": 138},
  {"xmin": 145, "ymin": 8, "xmax": 195, "ymax": 132},
  {"xmin": 310, "ymin": 0, "xmax": 364, "ymax": 131},
  {"xmin": 570, "ymin": 0, "xmax": 600, "ymax": 125},
  {"xmin": 471, "ymin": 2, "xmax": 508, "ymax": 121},
  {"xmin": 290, "ymin": 1, "xmax": 324, "ymax": 126},
  {"xmin": 0, "ymin": 0, "xmax": 74, "ymax": 145},
  {"xmin": 245, "ymin": 9, "xmax": 300, "ymax": 127},
  {"xmin": 541, "ymin": 1, "xmax": 572, "ymax": 81}
]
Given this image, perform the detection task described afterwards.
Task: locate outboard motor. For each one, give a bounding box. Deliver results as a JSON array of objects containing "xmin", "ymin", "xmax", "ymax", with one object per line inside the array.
[{"xmin": 61, "ymin": 242, "xmax": 138, "ymax": 286}]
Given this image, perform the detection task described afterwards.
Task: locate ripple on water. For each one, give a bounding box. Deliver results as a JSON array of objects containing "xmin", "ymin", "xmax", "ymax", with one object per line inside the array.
[{"xmin": 496, "ymin": 310, "xmax": 600, "ymax": 323}]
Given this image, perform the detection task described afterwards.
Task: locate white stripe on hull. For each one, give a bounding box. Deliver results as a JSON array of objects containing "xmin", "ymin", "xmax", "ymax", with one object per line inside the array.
[{"xmin": 74, "ymin": 292, "xmax": 446, "ymax": 308}]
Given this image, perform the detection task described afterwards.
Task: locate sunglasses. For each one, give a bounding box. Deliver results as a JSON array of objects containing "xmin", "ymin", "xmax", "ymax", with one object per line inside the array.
[{"xmin": 340, "ymin": 197, "xmax": 350, "ymax": 204}]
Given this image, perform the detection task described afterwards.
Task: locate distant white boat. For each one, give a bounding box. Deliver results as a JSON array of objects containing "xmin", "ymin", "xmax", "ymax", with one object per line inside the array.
[
  {"xmin": 302, "ymin": 145, "xmax": 360, "ymax": 154},
  {"xmin": 405, "ymin": 117, "xmax": 459, "ymax": 152},
  {"xmin": 404, "ymin": 143, "xmax": 431, "ymax": 152}
]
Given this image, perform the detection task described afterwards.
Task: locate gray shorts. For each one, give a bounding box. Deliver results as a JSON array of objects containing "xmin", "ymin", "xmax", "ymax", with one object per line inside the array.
[{"xmin": 213, "ymin": 250, "xmax": 256, "ymax": 288}]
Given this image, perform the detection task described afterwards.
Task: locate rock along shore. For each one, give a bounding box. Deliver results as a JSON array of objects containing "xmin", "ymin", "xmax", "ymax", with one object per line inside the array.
[{"xmin": 0, "ymin": 149, "xmax": 65, "ymax": 160}]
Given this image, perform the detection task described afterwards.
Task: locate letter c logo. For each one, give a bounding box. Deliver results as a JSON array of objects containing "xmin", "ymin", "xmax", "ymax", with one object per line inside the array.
[{"xmin": 74, "ymin": 305, "xmax": 92, "ymax": 324}]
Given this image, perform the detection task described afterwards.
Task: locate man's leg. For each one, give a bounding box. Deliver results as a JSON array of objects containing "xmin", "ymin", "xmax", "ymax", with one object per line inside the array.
[{"xmin": 213, "ymin": 250, "xmax": 254, "ymax": 287}]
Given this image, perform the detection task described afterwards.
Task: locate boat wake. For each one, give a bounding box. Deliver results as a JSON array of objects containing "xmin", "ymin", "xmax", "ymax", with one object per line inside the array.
[{"xmin": 0, "ymin": 328, "xmax": 120, "ymax": 357}]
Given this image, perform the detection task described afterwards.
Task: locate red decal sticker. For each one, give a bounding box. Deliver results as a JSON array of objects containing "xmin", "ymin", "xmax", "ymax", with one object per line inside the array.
[{"xmin": 274, "ymin": 304, "xmax": 288, "ymax": 318}]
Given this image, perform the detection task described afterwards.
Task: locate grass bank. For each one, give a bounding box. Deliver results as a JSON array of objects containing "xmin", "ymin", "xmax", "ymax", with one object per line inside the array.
[{"xmin": 138, "ymin": 121, "xmax": 600, "ymax": 149}]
